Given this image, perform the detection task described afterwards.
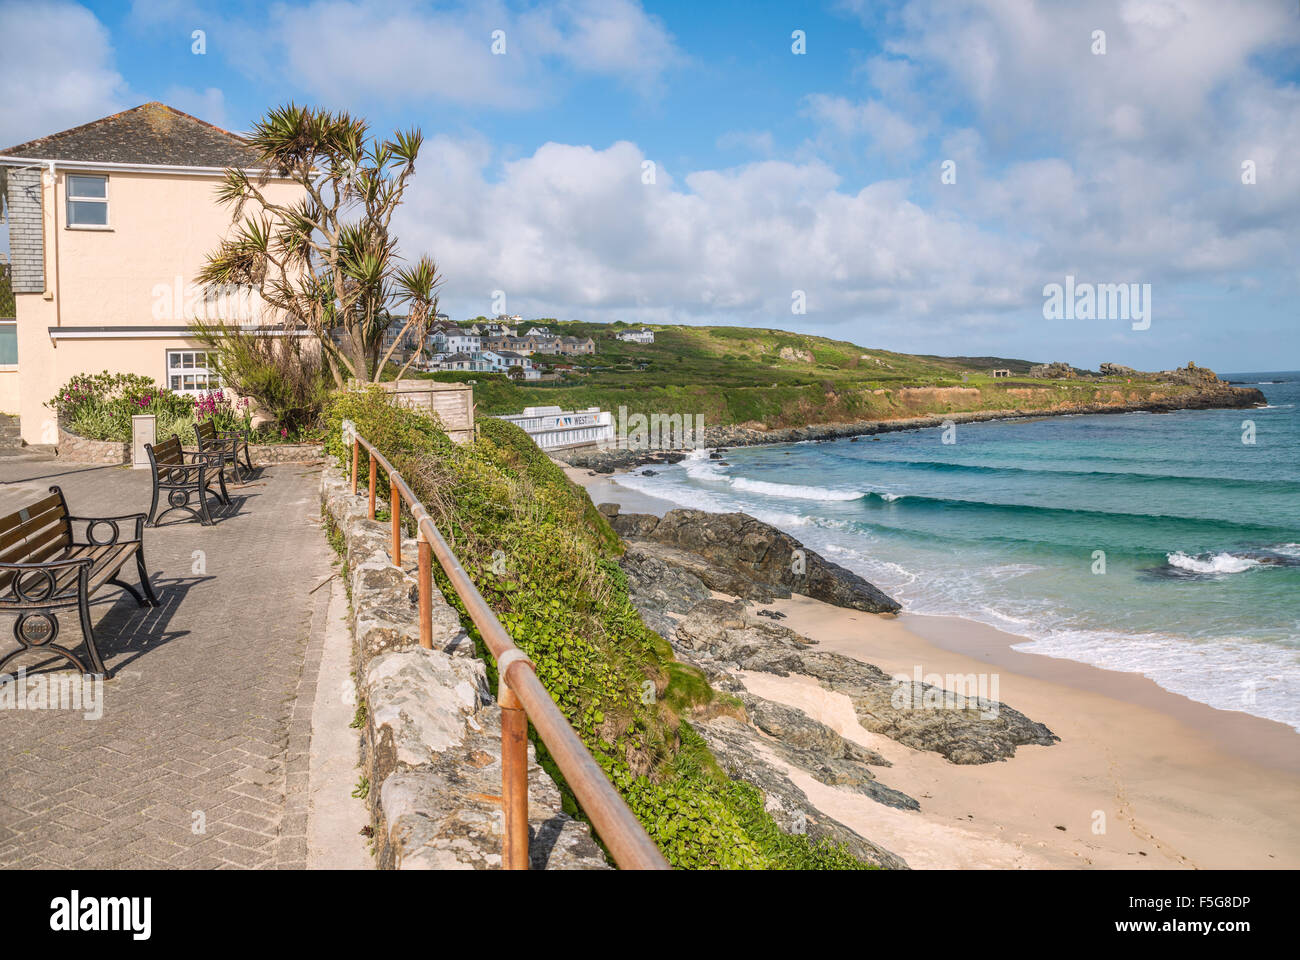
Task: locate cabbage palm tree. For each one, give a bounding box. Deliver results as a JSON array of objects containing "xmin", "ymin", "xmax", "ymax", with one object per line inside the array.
[{"xmin": 199, "ymin": 104, "xmax": 442, "ymax": 386}]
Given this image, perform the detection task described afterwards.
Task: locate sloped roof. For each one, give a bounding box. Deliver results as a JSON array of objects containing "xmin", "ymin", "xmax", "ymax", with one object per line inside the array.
[{"xmin": 0, "ymin": 102, "xmax": 259, "ymax": 167}]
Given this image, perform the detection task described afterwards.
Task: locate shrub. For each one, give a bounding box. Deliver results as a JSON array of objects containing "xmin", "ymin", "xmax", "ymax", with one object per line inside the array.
[
  {"xmin": 191, "ymin": 319, "xmax": 330, "ymax": 435},
  {"xmin": 48, "ymin": 371, "xmax": 195, "ymax": 442},
  {"xmin": 325, "ymin": 388, "xmax": 870, "ymax": 870}
]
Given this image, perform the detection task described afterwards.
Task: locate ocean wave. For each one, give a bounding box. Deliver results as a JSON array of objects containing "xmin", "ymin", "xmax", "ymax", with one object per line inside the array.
[
  {"xmin": 827, "ymin": 457, "xmax": 1300, "ymax": 491},
  {"xmin": 1165, "ymin": 551, "xmax": 1262, "ymax": 574},
  {"xmin": 728, "ymin": 477, "xmax": 866, "ymax": 501},
  {"xmin": 1012, "ymin": 629, "xmax": 1300, "ymax": 732}
]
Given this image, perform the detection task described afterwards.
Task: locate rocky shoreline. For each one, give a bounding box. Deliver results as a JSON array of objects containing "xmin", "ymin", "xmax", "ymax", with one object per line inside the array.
[
  {"xmin": 555, "ymin": 380, "xmax": 1265, "ymax": 472},
  {"xmin": 600, "ymin": 500, "xmax": 1060, "ymax": 868}
]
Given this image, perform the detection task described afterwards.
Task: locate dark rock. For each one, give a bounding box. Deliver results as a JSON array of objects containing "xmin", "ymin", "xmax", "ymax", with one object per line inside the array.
[
  {"xmin": 616, "ymin": 508, "xmax": 901, "ymax": 614},
  {"xmin": 618, "ymin": 545, "xmax": 711, "ymax": 639},
  {"xmin": 756, "ymin": 608, "xmax": 787, "ymax": 620}
]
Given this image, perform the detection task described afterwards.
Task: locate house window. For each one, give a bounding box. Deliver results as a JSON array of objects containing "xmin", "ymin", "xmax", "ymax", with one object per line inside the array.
[
  {"xmin": 0, "ymin": 321, "xmax": 16, "ymax": 368},
  {"xmin": 66, "ymin": 175, "xmax": 109, "ymax": 227},
  {"xmin": 166, "ymin": 350, "xmax": 221, "ymax": 395}
]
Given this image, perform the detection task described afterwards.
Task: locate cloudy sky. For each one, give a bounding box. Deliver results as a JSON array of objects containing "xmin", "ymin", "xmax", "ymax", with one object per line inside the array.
[{"xmin": 1, "ymin": 0, "xmax": 1297, "ymax": 370}]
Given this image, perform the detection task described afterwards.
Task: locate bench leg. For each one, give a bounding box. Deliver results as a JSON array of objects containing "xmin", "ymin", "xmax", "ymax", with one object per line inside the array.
[
  {"xmin": 214, "ymin": 466, "xmax": 231, "ymax": 504},
  {"xmin": 198, "ymin": 485, "xmax": 215, "ymax": 526},
  {"xmin": 146, "ymin": 482, "xmax": 162, "ymax": 527},
  {"xmin": 76, "ymin": 592, "xmax": 113, "ymax": 679},
  {"xmin": 136, "ymin": 547, "xmax": 161, "ymax": 606}
]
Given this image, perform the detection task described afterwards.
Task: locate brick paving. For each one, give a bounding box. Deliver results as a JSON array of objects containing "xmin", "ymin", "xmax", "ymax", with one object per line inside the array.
[{"xmin": 0, "ymin": 454, "xmax": 334, "ymax": 868}]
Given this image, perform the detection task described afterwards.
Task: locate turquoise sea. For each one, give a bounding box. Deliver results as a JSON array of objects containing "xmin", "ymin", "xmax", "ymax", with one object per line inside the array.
[{"xmin": 615, "ymin": 373, "xmax": 1300, "ymax": 731}]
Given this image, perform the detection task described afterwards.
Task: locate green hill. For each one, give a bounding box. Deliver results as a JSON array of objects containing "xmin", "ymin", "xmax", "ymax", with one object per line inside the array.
[{"xmin": 407, "ymin": 322, "xmax": 1251, "ymax": 429}]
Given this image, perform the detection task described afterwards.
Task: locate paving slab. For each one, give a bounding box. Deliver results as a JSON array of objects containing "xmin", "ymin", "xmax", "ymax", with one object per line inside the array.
[{"xmin": 0, "ymin": 455, "xmax": 333, "ymax": 868}]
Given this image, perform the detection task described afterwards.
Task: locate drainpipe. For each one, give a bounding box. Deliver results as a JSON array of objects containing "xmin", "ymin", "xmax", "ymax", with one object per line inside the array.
[{"xmin": 44, "ymin": 161, "xmax": 61, "ymax": 328}]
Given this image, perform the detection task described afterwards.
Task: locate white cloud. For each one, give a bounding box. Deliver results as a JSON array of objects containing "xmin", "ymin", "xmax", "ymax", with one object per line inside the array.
[
  {"xmin": 394, "ymin": 137, "xmax": 1033, "ymax": 331},
  {"xmin": 0, "ymin": 1, "xmax": 129, "ymax": 149},
  {"xmin": 803, "ymin": 93, "xmax": 925, "ymax": 157},
  {"xmin": 267, "ymin": 0, "xmax": 681, "ymax": 108}
]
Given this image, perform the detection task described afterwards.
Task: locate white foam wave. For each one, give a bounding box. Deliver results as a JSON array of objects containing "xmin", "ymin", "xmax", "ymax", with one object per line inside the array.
[
  {"xmin": 1166, "ymin": 551, "xmax": 1261, "ymax": 574},
  {"xmin": 1013, "ymin": 630, "xmax": 1300, "ymax": 732},
  {"xmin": 729, "ymin": 477, "xmax": 865, "ymax": 501}
]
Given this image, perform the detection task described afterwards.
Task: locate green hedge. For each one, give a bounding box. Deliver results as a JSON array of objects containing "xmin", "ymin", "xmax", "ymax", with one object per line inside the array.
[{"xmin": 325, "ymin": 388, "xmax": 871, "ymax": 870}]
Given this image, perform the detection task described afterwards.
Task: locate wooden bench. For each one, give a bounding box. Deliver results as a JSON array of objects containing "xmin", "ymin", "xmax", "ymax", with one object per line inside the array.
[
  {"xmin": 0, "ymin": 486, "xmax": 159, "ymax": 678},
  {"xmin": 145, "ymin": 435, "xmax": 230, "ymax": 526},
  {"xmin": 194, "ymin": 418, "xmax": 254, "ymax": 483}
]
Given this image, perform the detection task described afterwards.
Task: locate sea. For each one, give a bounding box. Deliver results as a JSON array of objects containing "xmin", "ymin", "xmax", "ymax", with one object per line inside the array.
[{"xmin": 613, "ymin": 372, "xmax": 1300, "ymax": 732}]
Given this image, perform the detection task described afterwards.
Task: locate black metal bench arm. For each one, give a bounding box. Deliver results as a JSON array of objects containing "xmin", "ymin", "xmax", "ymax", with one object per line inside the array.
[
  {"xmin": 0, "ymin": 556, "xmax": 93, "ymax": 609},
  {"xmin": 66, "ymin": 513, "xmax": 147, "ymax": 546}
]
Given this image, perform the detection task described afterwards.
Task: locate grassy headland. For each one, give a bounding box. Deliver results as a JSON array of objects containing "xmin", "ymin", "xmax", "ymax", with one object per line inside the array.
[{"xmin": 404, "ymin": 322, "xmax": 1261, "ymax": 429}]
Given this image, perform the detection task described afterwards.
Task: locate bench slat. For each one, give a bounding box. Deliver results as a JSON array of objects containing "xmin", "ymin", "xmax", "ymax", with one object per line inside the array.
[
  {"xmin": 0, "ymin": 502, "xmax": 68, "ymax": 555},
  {"xmin": 0, "ymin": 520, "xmax": 70, "ymax": 565},
  {"xmin": 0, "ymin": 493, "xmax": 63, "ymax": 538}
]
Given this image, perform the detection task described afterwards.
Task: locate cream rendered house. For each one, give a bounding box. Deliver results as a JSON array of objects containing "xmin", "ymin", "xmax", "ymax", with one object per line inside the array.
[{"xmin": 0, "ymin": 103, "xmax": 301, "ymax": 445}]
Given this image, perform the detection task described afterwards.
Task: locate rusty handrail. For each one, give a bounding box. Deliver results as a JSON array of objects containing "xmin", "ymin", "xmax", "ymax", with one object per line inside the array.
[{"xmin": 341, "ymin": 420, "xmax": 669, "ymax": 871}]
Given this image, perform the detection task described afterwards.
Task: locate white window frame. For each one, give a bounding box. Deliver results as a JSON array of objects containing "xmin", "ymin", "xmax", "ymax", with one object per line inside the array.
[
  {"xmin": 166, "ymin": 349, "xmax": 222, "ymax": 396},
  {"xmin": 65, "ymin": 174, "xmax": 111, "ymax": 230}
]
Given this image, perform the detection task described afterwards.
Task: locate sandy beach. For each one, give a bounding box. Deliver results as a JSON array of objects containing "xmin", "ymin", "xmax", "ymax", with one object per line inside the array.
[{"xmin": 562, "ymin": 461, "xmax": 1300, "ymax": 869}]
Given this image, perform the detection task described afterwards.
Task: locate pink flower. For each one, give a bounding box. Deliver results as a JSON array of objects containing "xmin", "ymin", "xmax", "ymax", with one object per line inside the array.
[{"xmin": 280, "ymin": 428, "xmax": 288, "ymax": 438}]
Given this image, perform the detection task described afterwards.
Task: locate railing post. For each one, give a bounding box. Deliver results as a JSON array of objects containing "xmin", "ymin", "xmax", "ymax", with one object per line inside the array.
[
  {"xmin": 500, "ymin": 675, "xmax": 530, "ymax": 870},
  {"xmin": 390, "ymin": 476, "xmax": 401, "ymax": 567},
  {"xmin": 368, "ymin": 456, "xmax": 377, "ymax": 520},
  {"xmin": 418, "ymin": 536, "xmax": 433, "ymax": 650},
  {"xmin": 351, "ymin": 437, "xmax": 359, "ymax": 496}
]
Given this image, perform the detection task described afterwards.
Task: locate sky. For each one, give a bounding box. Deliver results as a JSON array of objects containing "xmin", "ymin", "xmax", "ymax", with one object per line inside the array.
[{"xmin": 0, "ymin": 0, "xmax": 1297, "ymax": 371}]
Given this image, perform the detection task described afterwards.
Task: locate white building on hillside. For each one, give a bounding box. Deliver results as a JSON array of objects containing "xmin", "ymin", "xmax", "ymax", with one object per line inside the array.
[
  {"xmin": 495, "ymin": 406, "xmax": 613, "ymax": 449},
  {"xmin": 616, "ymin": 328, "xmax": 655, "ymax": 344}
]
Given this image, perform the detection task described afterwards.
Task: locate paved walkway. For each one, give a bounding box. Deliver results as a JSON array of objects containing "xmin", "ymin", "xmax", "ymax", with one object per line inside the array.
[{"xmin": 0, "ymin": 454, "xmax": 334, "ymax": 868}]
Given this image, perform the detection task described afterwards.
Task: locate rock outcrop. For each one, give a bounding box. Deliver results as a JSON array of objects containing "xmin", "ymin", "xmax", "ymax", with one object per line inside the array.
[
  {"xmin": 1027, "ymin": 361, "xmax": 1076, "ymax": 378},
  {"xmin": 672, "ymin": 598, "xmax": 1059, "ymax": 765},
  {"xmin": 606, "ymin": 506, "xmax": 902, "ymax": 614}
]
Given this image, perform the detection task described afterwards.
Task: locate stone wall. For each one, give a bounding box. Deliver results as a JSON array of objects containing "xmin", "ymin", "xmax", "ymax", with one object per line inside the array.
[
  {"xmin": 247, "ymin": 442, "xmax": 323, "ymax": 465},
  {"xmin": 56, "ymin": 425, "xmax": 130, "ymax": 464},
  {"xmin": 319, "ymin": 465, "xmax": 609, "ymax": 870},
  {"xmin": 55, "ymin": 426, "xmax": 323, "ymax": 466}
]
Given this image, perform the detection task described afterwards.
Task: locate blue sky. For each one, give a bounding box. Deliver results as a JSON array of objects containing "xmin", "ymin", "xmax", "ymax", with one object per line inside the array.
[{"xmin": 2, "ymin": 0, "xmax": 1298, "ymax": 371}]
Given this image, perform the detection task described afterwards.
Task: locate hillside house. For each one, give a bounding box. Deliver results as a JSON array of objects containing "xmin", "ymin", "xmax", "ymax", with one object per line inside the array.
[{"xmin": 0, "ymin": 103, "xmax": 303, "ymax": 442}]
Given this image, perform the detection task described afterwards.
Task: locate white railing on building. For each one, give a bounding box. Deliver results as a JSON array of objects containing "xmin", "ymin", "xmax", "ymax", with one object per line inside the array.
[{"xmin": 494, "ymin": 406, "xmax": 614, "ymax": 450}]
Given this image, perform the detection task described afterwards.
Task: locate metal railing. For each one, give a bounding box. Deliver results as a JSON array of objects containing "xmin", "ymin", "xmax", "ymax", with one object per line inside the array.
[{"xmin": 340, "ymin": 420, "xmax": 669, "ymax": 871}]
